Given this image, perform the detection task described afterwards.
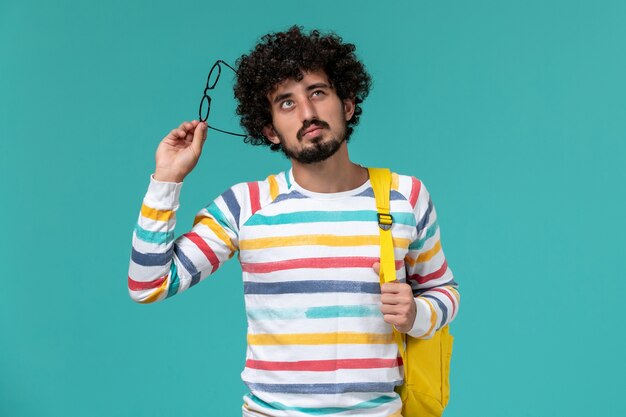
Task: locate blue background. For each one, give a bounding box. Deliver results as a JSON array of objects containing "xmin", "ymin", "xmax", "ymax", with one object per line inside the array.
[{"xmin": 1, "ymin": 1, "xmax": 624, "ymax": 416}]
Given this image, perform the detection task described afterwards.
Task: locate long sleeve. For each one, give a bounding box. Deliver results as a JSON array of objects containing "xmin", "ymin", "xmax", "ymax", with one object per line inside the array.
[
  {"xmin": 127, "ymin": 175, "xmax": 240, "ymax": 303},
  {"xmin": 403, "ymin": 179, "xmax": 460, "ymax": 339}
]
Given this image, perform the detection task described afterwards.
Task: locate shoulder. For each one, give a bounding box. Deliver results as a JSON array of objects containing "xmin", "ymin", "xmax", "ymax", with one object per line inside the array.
[
  {"xmin": 391, "ymin": 172, "xmax": 431, "ymax": 211},
  {"xmin": 219, "ymin": 170, "xmax": 293, "ymax": 228}
]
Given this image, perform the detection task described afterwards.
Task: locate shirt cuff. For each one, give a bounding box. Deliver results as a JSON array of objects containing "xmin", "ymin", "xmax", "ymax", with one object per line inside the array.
[
  {"xmin": 144, "ymin": 174, "xmax": 184, "ymax": 210},
  {"xmin": 406, "ymin": 297, "xmax": 434, "ymax": 338}
]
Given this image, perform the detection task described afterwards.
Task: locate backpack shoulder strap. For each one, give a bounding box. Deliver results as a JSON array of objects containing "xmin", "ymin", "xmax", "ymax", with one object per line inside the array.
[
  {"xmin": 368, "ymin": 167, "xmax": 407, "ymax": 370},
  {"xmin": 368, "ymin": 167, "xmax": 396, "ymax": 284}
]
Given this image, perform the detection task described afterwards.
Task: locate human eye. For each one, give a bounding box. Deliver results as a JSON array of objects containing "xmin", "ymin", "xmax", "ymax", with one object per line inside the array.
[
  {"xmin": 280, "ymin": 99, "xmax": 294, "ymax": 109},
  {"xmin": 312, "ymin": 89, "xmax": 326, "ymax": 98}
]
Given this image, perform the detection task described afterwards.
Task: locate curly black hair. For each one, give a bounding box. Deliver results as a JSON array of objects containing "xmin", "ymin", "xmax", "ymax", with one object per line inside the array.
[{"xmin": 234, "ymin": 25, "xmax": 372, "ymax": 151}]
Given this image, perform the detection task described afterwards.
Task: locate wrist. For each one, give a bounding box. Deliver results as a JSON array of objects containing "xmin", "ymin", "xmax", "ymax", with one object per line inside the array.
[
  {"xmin": 153, "ymin": 169, "xmax": 185, "ymax": 183},
  {"xmin": 407, "ymin": 297, "xmax": 434, "ymax": 338}
]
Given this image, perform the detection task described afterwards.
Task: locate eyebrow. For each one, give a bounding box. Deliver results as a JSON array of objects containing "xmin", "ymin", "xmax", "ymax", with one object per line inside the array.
[
  {"xmin": 271, "ymin": 82, "xmax": 331, "ymax": 104},
  {"xmin": 272, "ymin": 92, "xmax": 292, "ymax": 104},
  {"xmin": 306, "ymin": 82, "xmax": 331, "ymax": 91}
]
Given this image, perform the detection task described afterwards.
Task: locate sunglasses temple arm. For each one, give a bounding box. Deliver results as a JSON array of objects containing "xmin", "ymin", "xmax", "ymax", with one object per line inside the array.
[{"xmin": 207, "ymin": 124, "xmax": 247, "ymax": 138}]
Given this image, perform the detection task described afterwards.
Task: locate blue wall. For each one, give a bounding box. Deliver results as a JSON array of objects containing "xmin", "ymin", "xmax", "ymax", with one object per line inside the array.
[{"xmin": 1, "ymin": 1, "xmax": 624, "ymax": 415}]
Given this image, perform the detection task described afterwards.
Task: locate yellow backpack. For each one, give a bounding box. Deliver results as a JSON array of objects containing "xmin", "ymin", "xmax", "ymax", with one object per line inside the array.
[{"xmin": 369, "ymin": 167, "xmax": 454, "ymax": 417}]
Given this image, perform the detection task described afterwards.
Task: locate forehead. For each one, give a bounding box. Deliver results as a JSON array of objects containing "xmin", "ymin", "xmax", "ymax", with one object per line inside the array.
[{"xmin": 267, "ymin": 70, "xmax": 331, "ymax": 99}]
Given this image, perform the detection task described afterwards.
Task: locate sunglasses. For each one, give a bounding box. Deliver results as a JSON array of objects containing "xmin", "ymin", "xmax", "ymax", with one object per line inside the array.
[{"xmin": 198, "ymin": 60, "xmax": 247, "ymax": 138}]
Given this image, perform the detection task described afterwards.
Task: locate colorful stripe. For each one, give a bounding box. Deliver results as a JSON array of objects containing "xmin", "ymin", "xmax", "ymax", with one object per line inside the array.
[
  {"xmin": 405, "ymin": 240, "xmax": 441, "ymax": 266},
  {"xmin": 431, "ymin": 287, "xmax": 457, "ymax": 318},
  {"xmin": 391, "ymin": 172, "xmax": 399, "ymax": 191},
  {"xmin": 248, "ymin": 304, "xmax": 382, "ymax": 320},
  {"xmin": 128, "ymin": 275, "xmax": 165, "ymax": 291},
  {"xmin": 166, "ymin": 262, "xmax": 180, "ymax": 298},
  {"xmin": 409, "ymin": 177, "xmax": 421, "ymax": 208},
  {"xmin": 408, "ymin": 220, "xmax": 438, "ymax": 250},
  {"xmin": 245, "ymin": 381, "xmax": 401, "ymax": 394},
  {"xmin": 284, "ymin": 171, "xmax": 292, "ymax": 189},
  {"xmin": 131, "ymin": 246, "xmax": 174, "ymax": 267},
  {"xmin": 417, "ymin": 239, "xmax": 441, "ymax": 263},
  {"xmin": 205, "ymin": 202, "xmax": 233, "ymax": 232},
  {"xmin": 248, "ymin": 332, "xmax": 394, "ymax": 346},
  {"xmin": 422, "ymin": 297, "xmax": 438, "ymax": 336},
  {"xmin": 268, "ymin": 174, "xmax": 279, "ymax": 201},
  {"xmin": 138, "ymin": 276, "xmax": 168, "ymax": 304},
  {"xmin": 241, "ymin": 257, "xmax": 403, "ymax": 274},
  {"xmin": 247, "ymin": 394, "xmax": 397, "ymax": 415},
  {"xmin": 220, "ymin": 188, "xmax": 241, "ymax": 227},
  {"xmin": 134, "ymin": 225, "xmax": 173, "ymax": 244},
  {"xmin": 173, "ymin": 245, "xmax": 201, "ymax": 287},
  {"xmin": 140, "ymin": 203, "xmax": 174, "ymax": 222},
  {"xmin": 184, "ymin": 231, "xmax": 219, "ymax": 273},
  {"xmin": 246, "ymin": 357, "xmax": 402, "ymax": 371},
  {"xmin": 408, "ymin": 260, "xmax": 449, "ymax": 284},
  {"xmin": 248, "ymin": 182, "xmax": 261, "ymax": 214},
  {"xmin": 240, "ymin": 234, "xmax": 410, "ymax": 250},
  {"xmin": 447, "ymin": 285, "xmax": 461, "ymax": 304},
  {"xmin": 354, "ymin": 188, "xmax": 406, "ymax": 201},
  {"xmin": 193, "ymin": 216, "xmax": 236, "ymax": 252},
  {"xmin": 244, "ymin": 280, "xmax": 381, "ymax": 295},
  {"xmin": 244, "ymin": 210, "xmax": 416, "ymax": 227},
  {"xmin": 273, "ymin": 189, "xmax": 309, "ymax": 204},
  {"xmin": 422, "ymin": 294, "xmax": 448, "ymax": 326},
  {"xmin": 416, "ymin": 199, "xmax": 433, "ymax": 234}
]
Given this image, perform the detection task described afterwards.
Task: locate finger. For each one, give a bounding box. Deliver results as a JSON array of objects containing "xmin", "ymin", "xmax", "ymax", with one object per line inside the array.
[
  {"xmin": 380, "ymin": 293, "xmax": 401, "ymax": 305},
  {"xmin": 185, "ymin": 128, "xmax": 194, "ymax": 143},
  {"xmin": 380, "ymin": 304, "xmax": 403, "ymax": 315},
  {"xmin": 383, "ymin": 310, "xmax": 413, "ymax": 331},
  {"xmin": 382, "ymin": 314, "xmax": 402, "ymax": 327},
  {"xmin": 382, "ymin": 290, "xmax": 415, "ymax": 308},
  {"xmin": 178, "ymin": 121, "xmax": 189, "ymax": 130},
  {"xmin": 169, "ymin": 128, "xmax": 187, "ymax": 139},
  {"xmin": 381, "ymin": 282, "xmax": 402, "ymax": 294},
  {"xmin": 382, "ymin": 282, "xmax": 414, "ymax": 296},
  {"xmin": 191, "ymin": 122, "xmax": 208, "ymax": 154},
  {"xmin": 372, "ymin": 262, "xmax": 380, "ymax": 276},
  {"xmin": 166, "ymin": 128, "xmax": 184, "ymax": 141}
]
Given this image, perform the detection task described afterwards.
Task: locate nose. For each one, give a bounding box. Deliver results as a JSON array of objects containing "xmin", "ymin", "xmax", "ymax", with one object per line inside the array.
[{"xmin": 298, "ymin": 97, "xmax": 318, "ymax": 122}]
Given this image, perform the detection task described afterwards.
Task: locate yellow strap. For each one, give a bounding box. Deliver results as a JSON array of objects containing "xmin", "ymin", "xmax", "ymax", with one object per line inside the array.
[
  {"xmin": 368, "ymin": 167, "xmax": 407, "ymax": 367},
  {"xmin": 368, "ymin": 168, "xmax": 396, "ymax": 285}
]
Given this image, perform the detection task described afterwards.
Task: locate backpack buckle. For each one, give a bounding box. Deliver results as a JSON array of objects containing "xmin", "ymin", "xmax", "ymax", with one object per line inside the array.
[{"xmin": 378, "ymin": 213, "xmax": 393, "ymax": 231}]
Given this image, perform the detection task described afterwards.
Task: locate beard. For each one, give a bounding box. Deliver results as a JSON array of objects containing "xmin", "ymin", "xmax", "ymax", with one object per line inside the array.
[{"xmin": 275, "ymin": 120, "xmax": 347, "ymax": 164}]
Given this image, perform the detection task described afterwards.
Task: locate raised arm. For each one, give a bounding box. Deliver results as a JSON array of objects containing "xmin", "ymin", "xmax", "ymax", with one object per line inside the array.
[{"xmin": 127, "ymin": 120, "xmax": 239, "ymax": 303}]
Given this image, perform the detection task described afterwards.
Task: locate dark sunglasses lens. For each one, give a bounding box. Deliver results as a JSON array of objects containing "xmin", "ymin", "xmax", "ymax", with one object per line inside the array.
[
  {"xmin": 199, "ymin": 95, "xmax": 211, "ymax": 122},
  {"xmin": 207, "ymin": 62, "xmax": 221, "ymax": 89}
]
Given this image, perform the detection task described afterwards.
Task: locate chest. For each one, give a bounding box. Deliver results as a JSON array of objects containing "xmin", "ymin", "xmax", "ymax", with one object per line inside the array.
[{"xmin": 237, "ymin": 197, "xmax": 416, "ymax": 272}]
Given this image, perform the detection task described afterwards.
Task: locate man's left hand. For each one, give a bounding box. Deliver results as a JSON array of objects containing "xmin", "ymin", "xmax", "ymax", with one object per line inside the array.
[{"xmin": 373, "ymin": 262, "xmax": 417, "ymax": 333}]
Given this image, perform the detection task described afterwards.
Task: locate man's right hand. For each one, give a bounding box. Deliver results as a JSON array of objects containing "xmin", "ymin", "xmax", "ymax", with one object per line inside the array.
[{"xmin": 154, "ymin": 120, "xmax": 208, "ymax": 183}]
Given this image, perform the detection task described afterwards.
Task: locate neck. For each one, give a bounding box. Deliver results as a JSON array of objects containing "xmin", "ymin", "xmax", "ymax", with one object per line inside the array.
[{"xmin": 290, "ymin": 143, "xmax": 368, "ymax": 193}]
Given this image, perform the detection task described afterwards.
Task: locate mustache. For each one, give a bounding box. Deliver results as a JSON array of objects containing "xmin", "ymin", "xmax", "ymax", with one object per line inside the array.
[{"xmin": 297, "ymin": 120, "xmax": 330, "ymax": 140}]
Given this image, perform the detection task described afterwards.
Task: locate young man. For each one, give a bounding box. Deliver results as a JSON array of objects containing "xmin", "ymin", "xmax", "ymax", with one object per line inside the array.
[{"xmin": 128, "ymin": 26, "xmax": 459, "ymax": 417}]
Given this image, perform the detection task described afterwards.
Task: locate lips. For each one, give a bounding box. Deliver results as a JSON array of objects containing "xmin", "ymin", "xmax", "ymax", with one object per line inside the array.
[
  {"xmin": 302, "ymin": 126, "xmax": 323, "ymax": 137},
  {"xmin": 298, "ymin": 121, "xmax": 329, "ymax": 140}
]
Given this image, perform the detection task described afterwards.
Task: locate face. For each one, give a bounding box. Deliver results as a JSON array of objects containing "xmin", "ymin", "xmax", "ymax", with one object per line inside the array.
[{"xmin": 263, "ymin": 70, "xmax": 355, "ymax": 164}]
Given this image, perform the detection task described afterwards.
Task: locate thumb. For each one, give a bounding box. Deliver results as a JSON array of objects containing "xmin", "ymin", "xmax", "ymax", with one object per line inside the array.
[
  {"xmin": 192, "ymin": 121, "xmax": 208, "ymax": 154},
  {"xmin": 372, "ymin": 262, "xmax": 381, "ymax": 276}
]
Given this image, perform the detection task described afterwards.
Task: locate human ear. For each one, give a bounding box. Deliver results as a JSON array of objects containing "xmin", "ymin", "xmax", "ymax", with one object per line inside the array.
[
  {"xmin": 343, "ymin": 98, "xmax": 356, "ymax": 121},
  {"xmin": 262, "ymin": 125, "xmax": 280, "ymax": 145}
]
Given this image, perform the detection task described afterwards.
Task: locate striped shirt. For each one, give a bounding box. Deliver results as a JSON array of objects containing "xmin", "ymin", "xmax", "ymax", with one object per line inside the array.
[{"xmin": 128, "ymin": 168, "xmax": 459, "ymax": 417}]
